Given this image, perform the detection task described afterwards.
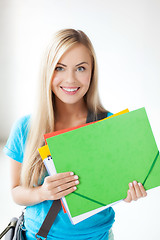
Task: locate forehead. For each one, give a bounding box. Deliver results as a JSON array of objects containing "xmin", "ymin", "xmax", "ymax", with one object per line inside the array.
[{"xmin": 58, "ymin": 44, "xmax": 92, "ymax": 65}]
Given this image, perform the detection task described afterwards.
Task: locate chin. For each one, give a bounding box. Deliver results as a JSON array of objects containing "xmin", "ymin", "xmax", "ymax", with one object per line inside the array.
[{"xmin": 62, "ymin": 100, "xmax": 81, "ymax": 105}]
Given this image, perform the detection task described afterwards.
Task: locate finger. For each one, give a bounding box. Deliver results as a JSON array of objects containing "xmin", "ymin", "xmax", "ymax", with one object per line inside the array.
[
  {"xmin": 124, "ymin": 189, "xmax": 132, "ymax": 203},
  {"xmin": 133, "ymin": 181, "xmax": 143, "ymax": 198},
  {"xmin": 129, "ymin": 182, "xmax": 137, "ymax": 201},
  {"xmin": 47, "ymin": 175, "xmax": 79, "ymax": 190},
  {"xmin": 54, "ymin": 175, "xmax": 79, "ymax": 186},
  {"xmin": 47, "ymin": 172, "xmax": 75, "ymax": 182},
  {"xmin": 54, "ymin": 186, "xmax": 77, "ymax": 200},
  {"xmin": 54, "ymin": 179, "xmax": 79, "ymax": 194},
  {"xmin": 138, "ymin": 182, "xmax": 147, "ymax": 197}
]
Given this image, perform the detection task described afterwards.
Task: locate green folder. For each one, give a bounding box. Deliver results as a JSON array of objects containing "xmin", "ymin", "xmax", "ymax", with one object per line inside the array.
[{"xmin": 46, "ymin": 108, "xmax": 160, "ymax": 222}]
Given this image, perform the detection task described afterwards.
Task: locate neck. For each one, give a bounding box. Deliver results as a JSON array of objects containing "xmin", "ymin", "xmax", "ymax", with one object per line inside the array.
[{"xmin": 54, "ymin": 97, "xmax": 88, "ymax": 123}]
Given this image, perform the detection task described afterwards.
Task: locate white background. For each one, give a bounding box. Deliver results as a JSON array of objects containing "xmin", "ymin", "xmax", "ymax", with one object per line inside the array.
[{"xmin": 0, "ymin": 0, "xmax": 160, "ymax": 239}]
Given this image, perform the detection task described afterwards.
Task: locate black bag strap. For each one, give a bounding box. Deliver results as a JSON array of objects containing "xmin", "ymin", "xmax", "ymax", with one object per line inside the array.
[
  {"xmin": 35, "ymin": 110, "xmax": 109, "ymax": 239},
  {"xmin": 35, "ymin": 200, "xmax": 61, "ymax": 240},
  {"xmin": 86, "ymin": 111, "xmax": 109, "ymax": 123}
]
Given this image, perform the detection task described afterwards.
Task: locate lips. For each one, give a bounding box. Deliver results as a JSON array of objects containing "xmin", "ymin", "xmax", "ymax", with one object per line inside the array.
[{"xmin": 60, "ymin": 86, "xmax": 80, "ymax": 95}]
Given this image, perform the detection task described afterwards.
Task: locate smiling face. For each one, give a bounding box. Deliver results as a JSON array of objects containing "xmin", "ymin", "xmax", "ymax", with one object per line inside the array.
[{"xmin": 51, "ymin": 44, "xmax": 92, "ymax": 106}]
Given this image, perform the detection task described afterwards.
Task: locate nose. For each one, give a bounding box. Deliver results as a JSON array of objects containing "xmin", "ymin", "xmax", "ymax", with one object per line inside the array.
[{"xmin": 66, "ymin": 70, "xmax": 76, "ymax": 84}]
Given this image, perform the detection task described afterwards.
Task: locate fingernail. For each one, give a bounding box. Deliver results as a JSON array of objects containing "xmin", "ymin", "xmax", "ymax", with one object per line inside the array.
[
  {"xmin": 70, "ymin": 172, "xmax": 74, "ymax": 175},
  {"xmin": 138, "ymin": 182, "xmax": 142, "ymax": 187},
  {"xmin": 75, "ymin": 180, "xmax": 79, "ymax": 184},
  {"xmin": 129, "ymin": 183, "xmax": 133, "ymax": 187},
  {"xmin": 73, "ymin": 186, "xmax": 77, "ymax": 190},
  {"xmin": 74, "ymin": 175, "xmax": 78, "ymax": 179},
  {"xmin": 133, "ymin": 181, "xmax": 137, "ymax": 185}
]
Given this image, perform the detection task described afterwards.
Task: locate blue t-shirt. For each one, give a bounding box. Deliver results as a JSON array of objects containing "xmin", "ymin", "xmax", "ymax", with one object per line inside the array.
[{"xmin": 4, "ymin": 114, "xmax": 115, "ymax": 240}]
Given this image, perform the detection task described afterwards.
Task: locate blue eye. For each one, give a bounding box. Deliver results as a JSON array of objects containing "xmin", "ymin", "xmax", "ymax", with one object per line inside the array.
[
  {"xmin": 55, "ymin": 67, "xmax": 64, "ymax": 71},
  {"xmin": 77, "ymin": 66, "xmax": 85, "ymax": 72}
]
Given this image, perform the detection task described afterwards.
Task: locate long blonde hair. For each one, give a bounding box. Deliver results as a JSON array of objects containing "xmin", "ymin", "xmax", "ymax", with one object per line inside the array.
[{"xmin": 21, "ymin": 29, "xmax": 106, "ymax": 187}]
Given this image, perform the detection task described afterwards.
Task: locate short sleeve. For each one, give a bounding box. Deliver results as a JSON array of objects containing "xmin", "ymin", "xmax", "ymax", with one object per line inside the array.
[{"xmin": 3, "ymin": 115, "xmax": 30, "ymax": 163}]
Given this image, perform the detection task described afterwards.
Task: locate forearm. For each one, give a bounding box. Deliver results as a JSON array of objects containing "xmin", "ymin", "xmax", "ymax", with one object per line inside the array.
[
  {"xmin": 11, "ymin": 172, "xmax": 78, "ymax": 206},
  {"xmin": 11, "ymin": 185, "xmax": 44, "ymax": 206}
]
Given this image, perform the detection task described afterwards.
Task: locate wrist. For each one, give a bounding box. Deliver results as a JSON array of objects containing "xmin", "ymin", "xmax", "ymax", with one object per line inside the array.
[{"xmin": 36, "ymin": 185, "xmax": 45, "ymax": 203}]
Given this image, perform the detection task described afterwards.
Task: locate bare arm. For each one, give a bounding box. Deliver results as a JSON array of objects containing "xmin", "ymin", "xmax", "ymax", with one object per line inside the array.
[{"xmin": 10, "ymin": 159, "xmax": 79, "ymax": 206}]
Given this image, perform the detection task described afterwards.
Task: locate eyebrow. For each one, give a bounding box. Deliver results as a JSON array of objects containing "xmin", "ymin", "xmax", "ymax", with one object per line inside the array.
[
  {"xmin": 57, "ymin": 62, "xmax": 89, "ymax": 67},
  {"xmin": 76, "ymin": 62, "xmax": 89, "ymax": 66}
]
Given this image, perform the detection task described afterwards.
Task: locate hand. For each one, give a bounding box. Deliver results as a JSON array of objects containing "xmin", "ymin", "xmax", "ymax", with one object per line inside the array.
[
  {"xmin": 124, "ymin": 181, "xmax": 147, "ymax": 203},
  {"xmin": 40, "ymin": 172, "xmax": 79, "ymax": 201}
]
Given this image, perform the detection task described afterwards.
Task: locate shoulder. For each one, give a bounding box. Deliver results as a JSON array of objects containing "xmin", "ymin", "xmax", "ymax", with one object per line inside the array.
[
  {"xmin": 13, "ymin": 115, "xmax": 31, "ymax": 130},
  {"xmin": 3, "ymin": 115, "xmax": 31, "ymax": 162},
  {"xmin": 107, "ymin": 112, "xmax": 113, "ymax": 118},
  {"xmin": 9, "ymin": 115, "xmax": 31, "ymax": 141},
  {"xmin": 12, "ymin": 115, "xmax": 31, "ymax": 132}
]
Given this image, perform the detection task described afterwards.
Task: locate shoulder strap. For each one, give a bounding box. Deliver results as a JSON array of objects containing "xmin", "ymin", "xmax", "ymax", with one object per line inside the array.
[
  {"xmin": 35, "ymin": 200, "xmax": 61, "ymax": 240},
  {"xmin": 86, "ymin": 111, "xmax": 109, "ymax": 123}
]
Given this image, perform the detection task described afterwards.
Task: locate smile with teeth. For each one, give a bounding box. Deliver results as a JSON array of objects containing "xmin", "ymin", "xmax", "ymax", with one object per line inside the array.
[{"xmin": 60, "ymin": 86, "xmax": 80, "ymax": 94}]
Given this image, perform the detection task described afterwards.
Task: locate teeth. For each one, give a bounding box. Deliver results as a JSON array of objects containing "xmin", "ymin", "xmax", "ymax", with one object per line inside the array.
[{"xmin": 62, "ymin": 87, "xmax": 79, "ymax": 92}]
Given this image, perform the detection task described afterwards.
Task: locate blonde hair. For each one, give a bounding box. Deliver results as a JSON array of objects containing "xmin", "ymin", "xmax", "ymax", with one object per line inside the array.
[{"xmin": 21, "ymin": 29, "xmax": 106, "ymax": 187}]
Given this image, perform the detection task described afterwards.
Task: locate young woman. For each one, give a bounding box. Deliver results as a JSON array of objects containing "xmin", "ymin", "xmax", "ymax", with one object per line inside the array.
[{"xmin": 4, "ymin": 29, "xmax": 147, "ymax": 240}]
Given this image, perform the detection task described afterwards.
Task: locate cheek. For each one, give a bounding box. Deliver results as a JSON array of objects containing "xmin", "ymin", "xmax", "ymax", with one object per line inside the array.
[
  {"xmin": 79, "ymin": 73, "xmax": 91, "ymax": 86},
  {"xmin": 51, "ymin": 76, "xmax": 61, "ymax": 90},
  {"xmin": 52, "ymin": 76, "xmax": 60, "ymax": 84}
]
